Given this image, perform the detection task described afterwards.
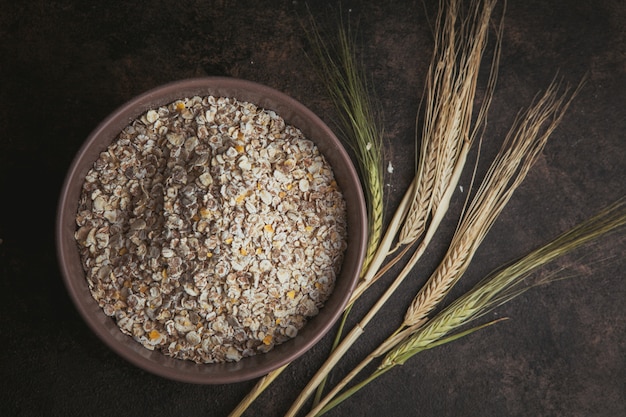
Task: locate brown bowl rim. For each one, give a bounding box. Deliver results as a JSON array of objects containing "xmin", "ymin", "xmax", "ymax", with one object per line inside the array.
[{"xmin": 55, "ymin": 76, "xmax": 367, "ymax": 384}]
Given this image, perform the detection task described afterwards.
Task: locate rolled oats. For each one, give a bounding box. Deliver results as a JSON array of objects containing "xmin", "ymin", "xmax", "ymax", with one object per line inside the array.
[{"xmin": 75, "ymin": 95, "xmax": 348, "ymax": 363}]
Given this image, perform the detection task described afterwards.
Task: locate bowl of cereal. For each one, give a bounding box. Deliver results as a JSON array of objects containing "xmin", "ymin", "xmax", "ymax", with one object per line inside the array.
[{"xmin": 56, "ymin": 77, "xmax": 367, "ymax": 384}]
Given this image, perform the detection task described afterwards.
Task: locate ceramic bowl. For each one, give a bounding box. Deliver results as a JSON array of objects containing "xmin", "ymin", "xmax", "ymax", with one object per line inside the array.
[{"xmin": 56, "ymin": 77, "xmax": 367, "ymax": 384}]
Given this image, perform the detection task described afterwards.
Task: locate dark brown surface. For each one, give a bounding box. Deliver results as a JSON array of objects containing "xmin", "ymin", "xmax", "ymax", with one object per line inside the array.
[{"xmin": 1, "ymin": 1, "xmax": 625, "ymax": 416}]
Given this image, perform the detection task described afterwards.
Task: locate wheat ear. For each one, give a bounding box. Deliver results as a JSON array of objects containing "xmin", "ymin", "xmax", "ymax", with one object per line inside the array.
[
  {"xmin": 306, "ymin": 12, "xmax": 386, "ymax": 278},
  {"xmin": 404, "ymin": 75, "xmax": 582, "ymax": 327},
  {"xmin": 397, "ymin": 0, "xmax": 500, "ymax": 248},
  {"xmin": 358, "ymin": 0, "xmax": 502, "ymax": 301}
]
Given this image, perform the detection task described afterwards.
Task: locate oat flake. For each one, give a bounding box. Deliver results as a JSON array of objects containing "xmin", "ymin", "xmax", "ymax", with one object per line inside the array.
[{"xmin": 74, "ymin": 95, "xmax": 348, "ymax": 363}]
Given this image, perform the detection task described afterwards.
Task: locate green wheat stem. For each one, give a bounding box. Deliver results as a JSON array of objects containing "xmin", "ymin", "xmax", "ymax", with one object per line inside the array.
[
  {"xmin": 301, "ymin": 13, "xmax": 387, "ymax": 406},
  {"xmin": 308, "ymin": 15, "xmax": 385, "ymax": 277}
]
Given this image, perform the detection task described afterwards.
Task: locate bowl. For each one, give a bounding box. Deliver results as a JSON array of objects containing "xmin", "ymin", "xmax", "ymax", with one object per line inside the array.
[{"xmin": 56, "ymin": 77, "xmax": 367, "ymax": 384}]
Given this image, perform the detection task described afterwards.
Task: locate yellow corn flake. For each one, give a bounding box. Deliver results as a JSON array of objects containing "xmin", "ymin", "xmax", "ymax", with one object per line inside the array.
[
  {"xmin": 235, "ymin": 194, "xmax": 247, "ymax": 204},
  {"xmin": 278, "ymin": 191, "xmax": 286, "ymax": 198},
  {"xmin": 305, "ymin": 225, "xmax": 313, "ymax": 232},
  {"xmin": 224, "ymin": 237, "xmax": 233, "ymax": 245},
  {"xmin": 256, "ymin": 248, "xmax": 263, "ymax": 254},
  {"xmin": 240, "ymin": 248, "xmax": 248, "ymax": 256},
  {"xmin": 315, "ymin": 282, "xmax": 322, "ymax": 289},
  {"xmin": 264, "ymin": 224, "xmax": 274, "ymax": 233},
  {"xmin": 175, "ymin": 101, "xmax": 185, "ymax": 111},
  {"xmin": 148, "ymin": 330, "xmax": 161, "ymax": 340},
  {"xmin": 262, "ymin": 334, "xmax": 273, "ymax": 345},
  {"xmin": 286, "ymin": 183, "xmax": 293, "ymax": 190},
  {"xmin": 118, "ymin": 247, "xmax": 128, "ymax": 256},
  {"xmin": 199, "ymin": 207, "xmax": 212, "ymax": 218},
  {"xmin": 235, "ymin": 145, "xmax": 245, "ymax": 153},
  {"xmin": 192, "ymin": 214, "xmax": 200, "ymax": 222},
  {"xmin": 287, "ymin": 290, "xmax": 296, "ymax": 299},
  {"xmin": 275, "ymin": 318, "xmax": 282, "ymax": 325},
  {"xmin": 162, "ymin": 268, "xmax": 168, "ymax": 279},
  {"xmin": 206, "ymin": 252, "xmax": 213, "ymax": 258}
]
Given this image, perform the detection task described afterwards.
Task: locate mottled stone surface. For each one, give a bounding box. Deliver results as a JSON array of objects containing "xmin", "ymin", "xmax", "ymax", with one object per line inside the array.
[{"xmin": 1, "ymin": 1, "xmax": 625, "ymax": 416}]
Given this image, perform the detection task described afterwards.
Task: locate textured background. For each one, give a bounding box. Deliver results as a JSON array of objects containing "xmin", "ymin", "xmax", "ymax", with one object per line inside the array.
[{"xmin": 1, "ymin": 1, "xmax": 625, "ymax": 416}]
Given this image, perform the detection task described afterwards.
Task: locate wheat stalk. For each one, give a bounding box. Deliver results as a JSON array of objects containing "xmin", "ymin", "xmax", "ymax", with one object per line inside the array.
[
  {"xmin": 283, "ymin": 2, "xmax": 504, "ymax": 415},
  {"xmin": 226, "ymin": 364, "xmax": 287, "ymax": 417},
  {"xmin": 303, "ymin": 17, "xmax": 387, "ymax": 404},
  {"xmin": 311, "ymin": 197, "xmax": 626, "ymax": 416},
  {"xmin": 303, "ymin": 74, "xmax": 583, "ymax": 416}
]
